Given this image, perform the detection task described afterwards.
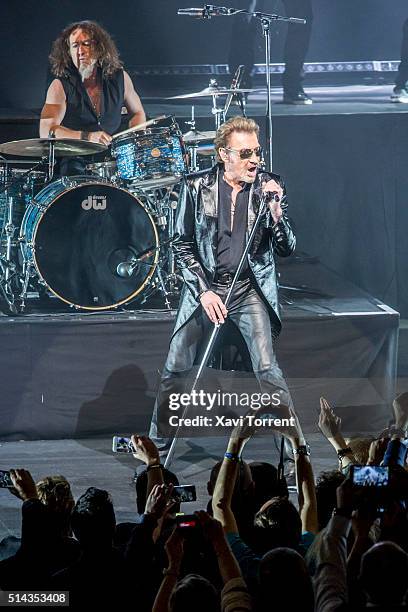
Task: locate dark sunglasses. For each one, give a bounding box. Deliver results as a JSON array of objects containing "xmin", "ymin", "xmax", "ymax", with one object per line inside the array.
[{"xmin": 224, "ymin": 146, "xmax": 263, "ymax": 160}]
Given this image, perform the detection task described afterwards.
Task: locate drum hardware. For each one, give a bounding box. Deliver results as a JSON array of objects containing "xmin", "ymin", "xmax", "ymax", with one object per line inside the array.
[
  {"xmin": 180, "ymin": 69, "xmax": 246, "ymax": 170},
  {"xmin": 85, "ymin": 160, "xmax": 118, "ymax": 182},
  {"xmin": 183, "ymin": 106, "xmax": 199, "ymax": 172},
  {"xmin": 128, "ymin": 175, "xmax": 181, "ymax": 192},
  {"xmin": 167, "ymin": 80, "xmax": 254, "ymax": 130},
  {"xmin": 0, "ymin": 122, "xmax": 184, "ymax": 314},
  {"xmin": 19, "ymin": 261, "xmax": 36, "ymax": 313},
  {"xmin": 111, "ymin": 114, "xmax": 171, "ymax": 141},
  {"xmin": 0, "ymin": 159, "xmax": 48, "ymax": 197},
  {"xmin": 0, "ymin": 195, "xmax": 22, "ymax": 314},
  {"xmin": 183, "ymin": 107, "xmax": 217, "ymax": 171}
]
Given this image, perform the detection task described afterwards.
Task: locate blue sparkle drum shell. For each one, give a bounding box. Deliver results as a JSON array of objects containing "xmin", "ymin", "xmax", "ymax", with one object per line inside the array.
[
  {"xmin": 20, "ymin": 176, "xmax": 159, "ymax": 310},
  {"xmin": 111, "ymin": 127, "xmax": 186, "ymax": 181}
]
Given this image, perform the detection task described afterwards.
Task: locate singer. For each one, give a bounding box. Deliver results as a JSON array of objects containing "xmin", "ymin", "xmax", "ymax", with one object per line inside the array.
[
  {"xmin": 39, "ymin": 20, "xmax": 146, "ymax": 175},
  {"xmin": 149, "ymin": 116, "xmax": 297, "ymax": 469}
]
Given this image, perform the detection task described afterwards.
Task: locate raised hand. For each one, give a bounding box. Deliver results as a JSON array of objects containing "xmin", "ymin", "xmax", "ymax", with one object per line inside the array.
[
  {"xmin": 9, "ymin": 469, "xmax": 38, "ymax": 501},
  {"xmin": 393, "ymin": 392, "xmax": 408, "ymax": 431},
  {"xmin": 131, "ymin": 434, "xmax": 160, "ymax": 466},
  {"xmin": 318, "ymin": 397, "xmax": 342, "ymax": 439}
]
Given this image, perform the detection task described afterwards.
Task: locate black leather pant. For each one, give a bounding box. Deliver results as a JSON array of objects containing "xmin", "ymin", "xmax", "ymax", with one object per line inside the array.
[
  {"xmin": 149, "ymin": 278, "xmax": 294, "ymax": 443},
  {"xmin": 228, "ymin": 0, "xmax": 313, "ymax": 94}
]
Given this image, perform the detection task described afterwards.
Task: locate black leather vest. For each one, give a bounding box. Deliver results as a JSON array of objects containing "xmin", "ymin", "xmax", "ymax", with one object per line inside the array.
[{"xmin": 58, "ymin": 66, "xmax": 125, "ymax": 135}]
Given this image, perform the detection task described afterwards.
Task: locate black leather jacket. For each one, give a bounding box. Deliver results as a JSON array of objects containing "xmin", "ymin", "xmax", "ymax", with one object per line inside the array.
[{"xmin": 172, "ymin": 164, "xmax": 296, "ymax": 338}]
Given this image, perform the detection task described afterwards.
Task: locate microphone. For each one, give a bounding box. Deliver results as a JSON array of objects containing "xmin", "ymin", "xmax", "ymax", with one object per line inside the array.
[
  {"xmin": 177, "ymin": 7, "xmax": 207, "ymax": 17},
  {"xmin": 267, "ymin": 191, "xmax": 281, "ymax": 203},
  {"xmin": 116, "ymin": 259, "xmax": 139, "ymax": 278},
  {"xmin": 177, "ymin": 5, "xmax": 230, "ymax": 19}
]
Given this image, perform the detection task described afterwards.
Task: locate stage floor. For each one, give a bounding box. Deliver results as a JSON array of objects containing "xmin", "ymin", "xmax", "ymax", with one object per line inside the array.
[
  {"xmin": 0, "ymin": 83, "xmax": 407, "ymax": 132},
  {"xmin": 145, "ymin": 84, "xmax": 408, "ymax": 122},
  {"xmin": 0, "ymin": 257, "xmax": 399, "ymax": 441}
]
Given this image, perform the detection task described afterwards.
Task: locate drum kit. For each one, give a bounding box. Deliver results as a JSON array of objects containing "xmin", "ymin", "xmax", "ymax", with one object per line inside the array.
[{"xmin": 0, "ymin": 74, "xmax": 253, "ymax": 315}]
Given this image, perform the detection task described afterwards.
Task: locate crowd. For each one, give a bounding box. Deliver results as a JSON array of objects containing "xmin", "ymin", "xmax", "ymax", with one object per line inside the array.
[{"xmin": 1, "ymin": 393, "xmax": 408, "ymax": 610}]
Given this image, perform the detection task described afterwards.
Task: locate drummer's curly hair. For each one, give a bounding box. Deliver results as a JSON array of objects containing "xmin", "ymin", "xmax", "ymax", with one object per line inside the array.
[
  {"xmin": 49, "ymin": 20, "xmax": 123, "ymax": 78},
  {"xmin": 214, "ymin": 116, "xmax": 260, "ymax": 162}
]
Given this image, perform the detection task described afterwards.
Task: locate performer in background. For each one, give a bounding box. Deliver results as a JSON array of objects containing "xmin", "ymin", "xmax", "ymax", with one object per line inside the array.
[
  {"xmin": 229, "ymin": 0, "xmax": 313, "ymax": 105},
  {"xmin": 150, "ymin": 116, "xmax": 299, "ymax": 468},
  {"xmin": 391, "ymin": 18, "xmax": 408, "ymax": 103},
  {"xmin": 39, "ymin": 20, "xmax": 146, "ymax": 173}
]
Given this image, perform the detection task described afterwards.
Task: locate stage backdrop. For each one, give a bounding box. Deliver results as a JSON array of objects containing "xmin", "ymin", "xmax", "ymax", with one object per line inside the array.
[{"xmin": 0, "ymin": 0, "xmax": 406, "ymax": 109}]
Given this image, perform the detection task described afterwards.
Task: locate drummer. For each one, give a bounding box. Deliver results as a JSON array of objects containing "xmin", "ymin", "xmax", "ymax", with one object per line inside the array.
[{"xmin": 39, "ymin": 20, "xmax": 146, "ymax": 174}]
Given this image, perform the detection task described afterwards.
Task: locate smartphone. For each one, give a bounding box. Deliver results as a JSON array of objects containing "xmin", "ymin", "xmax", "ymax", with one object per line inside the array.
[
  {"xmin": 0, "ymin": 470, "xmax": 13, "ymax": 488},
  {"xmin": 351, "ymin": 465, "xmax": 389, "ymax": 488},
  {"xmin": 173, "ymin": 484, "xmax": 197, "ymax": 503},
  {"xmin": 112, "ymin": 436, "xmax": 134, "ymax": 453},
  {"xmin": 175, "ymin": 514, "xmax": 198, "ymax": 530}
]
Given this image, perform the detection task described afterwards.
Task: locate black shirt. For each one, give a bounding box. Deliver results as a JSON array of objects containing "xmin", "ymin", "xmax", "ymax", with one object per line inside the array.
[
  {"xmin": 58, "ymin": 65, "xmax": 125, "ymax": 134},
  {"xmin": 216, "ymin": 168, "xmax": 250, "ymax": 276},
  {"xmin": 57, "ymin": 65, "xmax": 125, "ymax": 175}
]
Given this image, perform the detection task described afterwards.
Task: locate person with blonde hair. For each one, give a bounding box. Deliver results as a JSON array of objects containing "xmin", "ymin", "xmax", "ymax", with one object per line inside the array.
[{"xmin": 150, "ymin": 116, "xmax": 299, "ymax": 471}]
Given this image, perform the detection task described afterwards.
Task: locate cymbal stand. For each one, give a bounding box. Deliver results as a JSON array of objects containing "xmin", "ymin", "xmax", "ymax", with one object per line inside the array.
[
  {"xmin": 185, "ymin": 107, "xmax": 199, "ymax": 172},
  {"xmin": 47, "ymin": 137, "xmax": 56, "ymax": 182},
  {"xmin": 153, "ymin": 191, "xmax": 181, "ymax": 299},
  {"xmin": 205, "ymin": 79, "xmax": 227, "ymax": 130}
]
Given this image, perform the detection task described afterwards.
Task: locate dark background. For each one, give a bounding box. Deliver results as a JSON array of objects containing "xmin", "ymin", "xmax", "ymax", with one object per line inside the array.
[{"xmin": 0, "ymin": 0, "xmax": 406, "ymax": 109}]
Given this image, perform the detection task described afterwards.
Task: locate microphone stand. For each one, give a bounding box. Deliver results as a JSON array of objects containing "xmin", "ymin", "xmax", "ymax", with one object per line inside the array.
[
  {"xmin": 164, "ymin": 190, "xmax": 269, "ymax": 468},
  {"xmin": 178, "ymin": 5, "xmax": 306, "ymax": 170}
]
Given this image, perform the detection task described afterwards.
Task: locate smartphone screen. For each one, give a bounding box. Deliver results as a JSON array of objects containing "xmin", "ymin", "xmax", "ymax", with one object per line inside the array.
[
  {"xmin": 0, "ymin": 470, "xmax": 13, "ymax": 488},
  {"xmin": 112, "ymin": 436, "xmax": 134, "ymax": 453},
  {"xmin": 352, "ymin": 465, "xmax": 389, "ymax": 487},
  {"xmin": 176, "ymin": 514, "xmax": 198, "ymax": 529},
  {"xmin": 173, "ymin": 484, "xmax": 197, "ymax": 503}
]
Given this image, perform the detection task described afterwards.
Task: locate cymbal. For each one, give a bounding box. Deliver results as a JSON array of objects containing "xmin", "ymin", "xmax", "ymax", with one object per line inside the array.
[
  {"xmin": 182, "ymin": 129, "xmax": 216, "ymax": 144},
  {"xmin": 167, "ymin": 86, "xmax": 254, "ymax": 100},
  {"xmin": 0, "ymin": 138, "xmax": 107, "ymax": 158}
]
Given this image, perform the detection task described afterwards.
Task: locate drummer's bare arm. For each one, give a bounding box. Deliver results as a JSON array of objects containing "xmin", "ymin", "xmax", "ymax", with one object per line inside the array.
[
  {"xmin": 39, "ymin": 79, "xmax": 112, "ymax": 145},
  {"xmin": 123, "ymin": 71, "xmax": 146, "ymax": 128}
]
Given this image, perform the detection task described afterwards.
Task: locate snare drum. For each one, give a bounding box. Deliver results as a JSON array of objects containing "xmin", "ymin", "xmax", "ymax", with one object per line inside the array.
[
  {"xmin": 20, "ymin": 177, "xmax": 159, "ymax": 310},
  {"xmin": 111, "ymin": 126, "xmax": 186, "ymax": 182},
  {"xmin": 86, "ymin": 161, "xmax": 117, "ymax": 181}
]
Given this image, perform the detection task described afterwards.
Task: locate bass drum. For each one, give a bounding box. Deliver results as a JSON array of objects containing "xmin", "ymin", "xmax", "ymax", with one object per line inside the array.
[{"xmin": 20, "ymin": 177, "xmax": 159, "ymax": 310}]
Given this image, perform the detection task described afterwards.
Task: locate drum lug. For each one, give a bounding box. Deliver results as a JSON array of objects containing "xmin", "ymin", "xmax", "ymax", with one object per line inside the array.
[
  {"xmin": 31, "ymin": 199, "xmax": 47, "ymax": 212},
  {"xmin": 61, "ymin": 177, "xmax": 77, "ymax": 189}
]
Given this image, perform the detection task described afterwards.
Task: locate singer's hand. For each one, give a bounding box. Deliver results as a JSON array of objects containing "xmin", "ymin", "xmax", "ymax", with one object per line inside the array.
[
  {"xmin": 200, "ymin": 291, "xmax": 228, "ymax": 324},
  {"xmin": 262, "ymin": 179, "xmax": 283, "ymax": 224}
]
